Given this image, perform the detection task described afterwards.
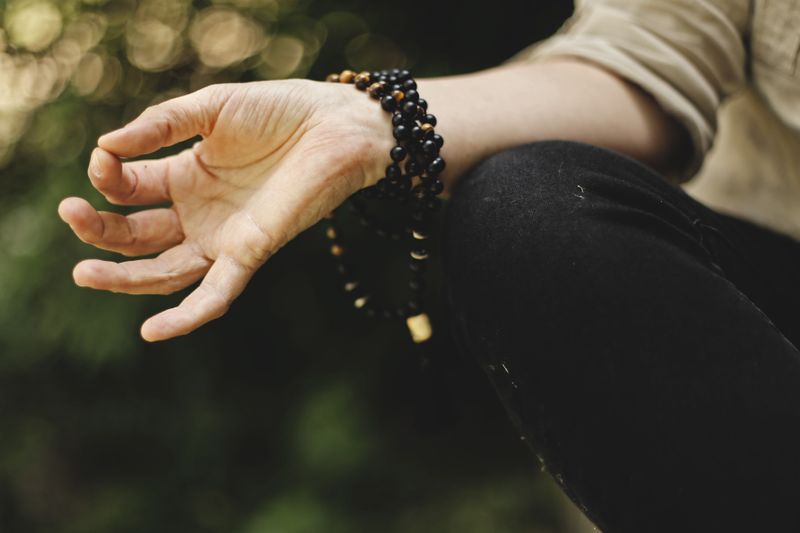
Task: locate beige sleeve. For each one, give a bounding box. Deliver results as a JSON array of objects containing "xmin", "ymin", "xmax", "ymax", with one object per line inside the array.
[{"xmin": 507, "ymin": 0, "xmax": 749, "ymax": 180}]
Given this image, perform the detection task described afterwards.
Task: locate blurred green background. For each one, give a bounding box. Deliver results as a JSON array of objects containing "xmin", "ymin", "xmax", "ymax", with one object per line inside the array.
[{"xmin": 0, "ymin": 0, "xmax": 592, "ymax": 531}]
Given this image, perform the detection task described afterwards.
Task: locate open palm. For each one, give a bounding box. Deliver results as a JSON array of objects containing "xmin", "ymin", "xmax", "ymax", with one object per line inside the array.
[{"xmin": 59, "ymin": 79, "xmax": 391, "ymax": 341}]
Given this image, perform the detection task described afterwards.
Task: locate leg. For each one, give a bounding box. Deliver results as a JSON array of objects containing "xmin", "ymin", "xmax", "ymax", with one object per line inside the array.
[{"xmin": 443, "ymin": 141, "xmax": 800, "ymax": 532}]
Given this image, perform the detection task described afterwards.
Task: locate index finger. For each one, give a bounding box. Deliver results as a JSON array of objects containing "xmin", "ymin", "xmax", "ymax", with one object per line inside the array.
[{"xmin": 98, "ymin": 86, "xmax": 223, "ymax": 158}]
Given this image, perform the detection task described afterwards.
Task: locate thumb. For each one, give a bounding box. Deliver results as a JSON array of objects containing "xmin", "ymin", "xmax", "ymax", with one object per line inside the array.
[{"xmin": 98, "ymin": 85, "xmax": 224, "ymax": 157}]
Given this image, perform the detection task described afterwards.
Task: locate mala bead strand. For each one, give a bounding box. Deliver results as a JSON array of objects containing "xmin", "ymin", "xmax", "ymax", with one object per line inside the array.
[{"xmin": 324, "ymin": 68, "xmax": 444, "ymax": 344}]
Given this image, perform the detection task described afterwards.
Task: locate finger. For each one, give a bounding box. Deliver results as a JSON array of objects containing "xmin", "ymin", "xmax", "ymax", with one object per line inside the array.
[
  {"xmin": 72, "ymin": 242, "xmax": 211, "ymax": 294},
  {"xmin": 140, "ymin": 255, "xmax": 253, "ymax": 342},
  {"xmin": 98, "ymin": 86, "xmax": 222, "ymax": 157},
  {"xmin": 58, "ymin": 197, "xmax": 184, "ymax": 256},
  {"xmin": 88, "ymin": 147, "xmax": 176, "ymax": 205}
]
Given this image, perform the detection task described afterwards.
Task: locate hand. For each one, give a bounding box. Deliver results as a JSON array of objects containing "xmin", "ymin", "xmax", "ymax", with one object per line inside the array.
[{"xmin": 58, "ymin": 79, "xmax": 393, "ymax": 342}]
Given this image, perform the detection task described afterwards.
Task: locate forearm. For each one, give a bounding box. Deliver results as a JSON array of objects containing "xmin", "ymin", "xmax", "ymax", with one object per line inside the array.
[{"xmin": 418, "ymin": 58, "xmax": 692, "ymax": 185}]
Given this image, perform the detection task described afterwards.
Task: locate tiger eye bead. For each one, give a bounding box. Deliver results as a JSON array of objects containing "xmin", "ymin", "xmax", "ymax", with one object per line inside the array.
[
  {"xmin": 330, "ymin": 244, "xmax": 344, "ymax": 256},
  {"xmin": 368, "ymin": 82, "xmax": 385, "ymax": 98},
  {"xmin": 326, "ymin": 227, "xmax": 338, "ymax": 239},
  {"xmin": 354, "ymin": 72, "xmax": 371, "ymax": 90},
  {"xmin": 392, "ymin": 90, "xmax": 405, "ymax": 103},
  {"xmin": 326, "ymin": 73, "xmax": 340, "ymax": 82},
  {"xmin": 420, "ymin": 123, "xmax": 435, "ymax": 134},
  {"xmin": 339, "ymin": 70, "xmax": 356, "ymax": 83}
]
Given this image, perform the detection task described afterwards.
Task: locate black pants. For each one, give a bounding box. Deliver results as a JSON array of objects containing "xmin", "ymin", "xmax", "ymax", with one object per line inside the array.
[{"xmin": 443, "ymin": 141, "xmax": 800, "ymax": 532}]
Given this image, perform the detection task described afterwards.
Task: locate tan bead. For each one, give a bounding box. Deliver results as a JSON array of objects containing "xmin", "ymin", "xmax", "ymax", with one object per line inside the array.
[
  {"xmin": 354, "ymin": 296, "xmax": 369, "ymax": 309},
  {"xmin": 420, "ymin": 123, "xmax": 434, "ymax": 133},
  {"xmin": 406, "ymin": 313, "xmax": 433, "ymax": 343},
  {"xmin": 412, "ymin": 230, "xmax": 427, "ymax": 240},
  {"xmin": 325, "ymin": 73, "xmax": 340, "ymax": 82},
  {"xmin": 344, "ymin": 281, "xmax": 358, "ymax": 292},
  {"xmin": 358, "ymin": 70, "xmax": 370, "ymax": 79},
  {"xmin": 354, "ymin": 73, "xmax": 370, "ymax": 84},
  {"xmin": 339, "ymin": 70, "xmax": 356, "ymax": 83},
  {"xmin": 330, "ymin": 244, "xmax": 344, "ymax": 256},
  {"xmin": 392, "ymin": 90, "xmax": 405, "ymax": 103},
  {"xmin": 326, "ymin": 227, "xmax": 337, "ymax": 239},
  {"xmin": 410, "ymin": 249, "xmax": 429, "ymax": 260}
]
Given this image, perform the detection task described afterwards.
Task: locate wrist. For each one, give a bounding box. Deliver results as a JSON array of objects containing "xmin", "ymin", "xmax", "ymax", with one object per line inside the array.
[{"xmin": 316, "ymin": 80, "xmax": 396, "ymax": 189}]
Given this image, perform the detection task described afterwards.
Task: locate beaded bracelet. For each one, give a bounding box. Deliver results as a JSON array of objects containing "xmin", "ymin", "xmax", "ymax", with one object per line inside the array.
[{"xmin": 323, "ymin": 68, "xmax": 445, "ymax": 344}]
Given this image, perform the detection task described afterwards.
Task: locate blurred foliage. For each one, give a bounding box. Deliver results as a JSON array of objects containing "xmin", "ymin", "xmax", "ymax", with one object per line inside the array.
[{"xmin": 0, "ymin": 0, "xmax": 581, "ymax": 531}]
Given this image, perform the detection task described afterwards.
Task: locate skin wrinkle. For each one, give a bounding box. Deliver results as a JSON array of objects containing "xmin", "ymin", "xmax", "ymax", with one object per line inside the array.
[{"xmin": 125, "ymin": 164, "xmax": 142, "ymax": 202}]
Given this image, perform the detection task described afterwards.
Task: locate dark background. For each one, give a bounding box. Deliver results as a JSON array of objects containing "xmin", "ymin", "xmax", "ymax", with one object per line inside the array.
[{"xmin": 0, "ymin": 0, "xmax": 582, "ymax": 531}]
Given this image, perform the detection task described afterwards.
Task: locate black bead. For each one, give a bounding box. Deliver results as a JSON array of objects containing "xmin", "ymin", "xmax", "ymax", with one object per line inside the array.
[
  {"xmin": 398, "ymin": 69, "xmax": 410, "ymax": 80},
  {"xmin": 371, "ymin": 71, "xmax": 382, "ymax": 80},
  {"xmin": 403, "ymin": 89, "xmax": 419, "ymax": 103},
  {"xmin": 405, "ymin": 159, "xmax": 421, "ymax": 175},
  {"xmin": 387, "ymin": 75, "xmax": 398, "ymax": 84},
  {"xmin": 392, "ymin": 113, "xmax": 405, "ymax": 126},
  {"xmin": 401, "ymin": 101, "xmax": 418, "ymax": 117},
  {"xmin": 426, "ymin": 197, "xmax": 442, "ymax": 211},
  {"xmin": 407, "ymin": 299, "xmax": 420, "ymax": 312},
  {"xmin": 421, "ymin": 139, "xmax": 439, "ymax": 156},
  {"xmin": 396, "ymin": 306, "xmax": 409, "ymax": 319},
  {"xmin": 417, "ymin": 98, "xmax": 428, "ymax": 111},
  {"xmin": 411, "ymin": 210, "xmax": 429, "ymax": 222},
  {"xmin": 393, "ymin": 124, "xmax": 409, "ymax": 141},
  {"xmin": 432, "ymin": 133, "xmax": 444, "ymax": 148},
  {"xmin": 380, "ymin": 95, "xmax": 396, "ymax": 111},
  {"xmin": 428, "ymin": 179, "xmax": 444, "ymax": 195},
  {"xmin": 410, "ymin": 126, "xmax": 424, "ymax": 141},
  {"xmin": 397, "ymin": 176, "xmax": 412, "ymax": 192},
  {"xmin": 391, "ymin": 83, "xmax": 403, "ymax": 92},
  {"xmin": 336, "ymin": 263, "xmax": 350, "ymax": 276},
  {"xmin": 390, "ymin": 145, "xmax": 407, "ymax": 161},
  {"xmin": 355, "ymin": 78, "xmax": 369, "ymax": 90},
  {"xmin": 427, "ymin": 157, "xmax": 445, "ymax": 174},
  {"xmin": 376, "ymin": 178, "xmax": 389, "ymax": 193},
  {"xmin": 409, "ymin": 259, "xmax": 427, "ymax": 273},
  {"xmin": 386, "ymin": 163, "xmax": 401, "ymax": 179},
  {"xmin": 403, "ymin": 79, "xmax": 417, "ymax": 91},
  {"xmin": 391, "ymin": 68, "xmax": 400, "ymax": 75},
  {"xmin": 409, "ymin": 278, "xmax": 425, "ymax": 292},
  {"xmin": 423, "ymin": 114, "xmax": 437, "ymax": 126}
]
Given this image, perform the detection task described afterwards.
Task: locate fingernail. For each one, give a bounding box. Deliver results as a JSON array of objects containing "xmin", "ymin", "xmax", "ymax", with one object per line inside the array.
[{"xmin": 88, "ymin": 149, "xmax": 101, "ymax": 179}]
